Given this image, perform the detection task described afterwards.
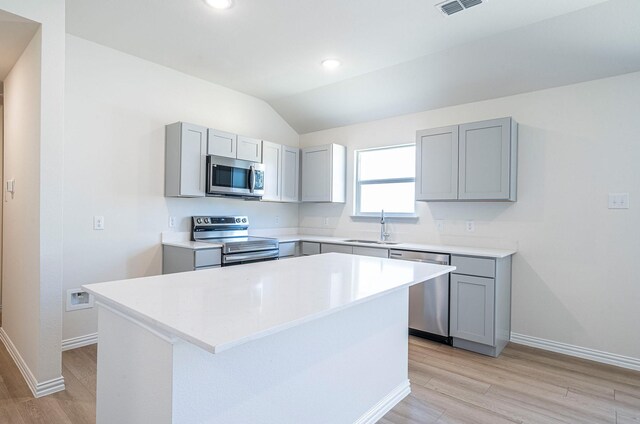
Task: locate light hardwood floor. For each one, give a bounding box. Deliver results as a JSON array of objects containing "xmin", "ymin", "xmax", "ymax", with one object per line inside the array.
[{"xmin": 0, "ymin": 336, "xmax": 638, "ymax": 423}]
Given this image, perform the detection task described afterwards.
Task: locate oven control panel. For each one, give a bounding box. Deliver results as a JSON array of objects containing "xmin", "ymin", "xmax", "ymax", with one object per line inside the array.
[{"xmin": 193, "ymin": 216, "xmax": 249, "ymax": 226}]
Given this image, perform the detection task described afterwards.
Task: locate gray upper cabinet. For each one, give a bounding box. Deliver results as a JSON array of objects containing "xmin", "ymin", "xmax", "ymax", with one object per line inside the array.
[
  {"xmin": 261, "ymin": 141, "xmax": 282, "ymax": 202},
  {"xmin": 207, "ymin": 130, "xmax": 262, "ymax": 162},
  {"xmin": 416, "ymin": 125, "xmax": 459, "ymax": 201},
  {"xmin": 459, "ymin": 117, "xmax": 517, "ymax": 201},
  {"xmin": 165, "ymin": 122, "xmax": 207, "ymax": 197},
  {"xmin": 416, "ymin": 117, "xmax": 517, "ymax": 202},
  {"xmin": 237, "ymin": 136, "xmax": 262, "ymax": 162},
  {"xmin": 281, "ymin": 145, "xmax": 300, "ymax": 202},
  {"xmin": 207, "ymin": 129, "xmax": 237, "ymax": 158},
  {"xmin": 262, "ymin": 141, "xmax": 300, "ymax": 203},
  {"xmin": 301, "ymin": 143, "xmax": 347, "ymax": 203}
]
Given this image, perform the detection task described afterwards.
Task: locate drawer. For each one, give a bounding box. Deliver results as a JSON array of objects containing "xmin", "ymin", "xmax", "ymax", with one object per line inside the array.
[
  {"xmin": 321, "ymin": 243, "xmax": 353, "ymax": 254},
  {"xmin": 195, "ymin": 248, "xmax": 222, "ymax": 268},
  {"xmin": 352, "ymin": 246, "xmax": 388, "ymax": 258},
  {"xmin": 451, "ymin": 255, "xmax": 495, "ymax": 278},
  {"xmin": 279, "ymin": 242, "xmax": 298, "ymax": 257},
  {"xmin": 301, "ymin": 242, "xmax": 320, "ymax": 255}
]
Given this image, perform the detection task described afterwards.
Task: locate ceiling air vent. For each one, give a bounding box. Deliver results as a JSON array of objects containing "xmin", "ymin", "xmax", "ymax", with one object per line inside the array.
[
  {"xmin": 438, "ymin": 1, "xmax": 464, "ymax": 15},
  {"xmin": 459, "ymin": 0, "xmax": 483, "ymax": 8},
  {"xmin": 436, "ymin": 0, "xmax": 484, "ymax": 16}
]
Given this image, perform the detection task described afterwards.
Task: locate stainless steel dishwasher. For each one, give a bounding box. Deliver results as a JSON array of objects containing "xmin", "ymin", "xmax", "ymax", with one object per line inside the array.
[{"xmin": 389, "ymin": 249, "xmax": 451, "ymax": 345}]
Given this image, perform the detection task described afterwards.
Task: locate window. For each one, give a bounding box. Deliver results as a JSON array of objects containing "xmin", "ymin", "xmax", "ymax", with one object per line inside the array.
[{"xmin": 354, "ymin": 144, "xmax": 416, "ymax": 217}]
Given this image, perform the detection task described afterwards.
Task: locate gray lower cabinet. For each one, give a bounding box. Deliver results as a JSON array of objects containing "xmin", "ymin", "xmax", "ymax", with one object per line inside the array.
[
  {"xmin": 320, "ymin": 243, "xmax": 353, "ymax": 254},
  {"xmin": 163, "ymin": 245, "xmax": 221, "ymax": 274},
  {"xmin": 278, "ymin": 242, "xmax": 300, "ymax": 258},
  {"xmin": 301, "ymin": 242, "xmax": 320, "ymax": 256},
  {"xmin": 352, "ymin": 246, "xmax": 389, "ymax": 258},
  {"xmin": 165, "ymin": 122, "xmax": 207, "ymax": 197},
  {"xmin": 416, "ymin": 117, "xmax": 517, "ymax": 202},
  {"xmin": 450, "ymin": 254, "xmax": 512, "ymax": 357}
]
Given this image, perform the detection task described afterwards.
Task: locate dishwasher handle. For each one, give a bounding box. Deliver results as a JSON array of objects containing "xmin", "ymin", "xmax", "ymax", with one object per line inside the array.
[{"xmin": 389, "ymin": 251, "xmax": 449, "ymax": 265}]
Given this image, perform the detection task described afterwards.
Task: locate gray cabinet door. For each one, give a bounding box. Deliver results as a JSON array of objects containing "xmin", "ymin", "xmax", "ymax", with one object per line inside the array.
[
  {"xmin": 261, "ymin": 141, "xmax": 282, "ymax": 201},
  {"xmin": 302, "ymin": 145, "xmax": 331, "ymax": 202},
  {"xmin": 281, "ymin": 145, "xmax": 300, "ymax": 202},
  {"xmin": 450, "ymin": 273, "xmax": 495, "ymax": 346},
  {"xmin": 458, "ymin": 117, "xmax": 513, "ymax": 200},
  {"xmin": 301, "ymin": 242, "xmax": 320, "ymax": 255},
  {"xmin": 237, "ymin": 136, "xmax": 262, "ymax": 162},
  {"xmin": 416, "ymin": 125, "xmax": 459, "ymax": 200},
  {"xmin": 320, "ymin": 243, "xmax": 353, "ymax": 254},
  {"xmin": 207, "ymin": 129, "xmax": 237, "ymax": 158},
  {"xmin": 352, "ymin": 246, "xmax": 388, "ymax": 258},
  {"xmin": 165, "ymin": 122, "xmax": 207, "ymax": 197}
]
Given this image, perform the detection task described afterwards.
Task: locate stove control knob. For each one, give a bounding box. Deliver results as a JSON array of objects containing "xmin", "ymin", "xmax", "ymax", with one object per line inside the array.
[
  {"xmin": 204, "ymin": 218, "xmax": 210, "ymax": 224},
  {"xmin": 242, "ymin": 218, "xmax": 247, "ymax": 223},
  {"xmin": 235, "ymin": 218, "xmax": 241, "ymax": 223},
  {"xmin": 196, "ymin": 218, "xmax": 202, "ymax": 224}
]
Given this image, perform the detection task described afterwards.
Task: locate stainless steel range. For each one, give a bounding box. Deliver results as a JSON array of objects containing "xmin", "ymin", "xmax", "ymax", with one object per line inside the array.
[{"xmin": 192, "ymin": 216, "xmax": 279, "ymax": 266}]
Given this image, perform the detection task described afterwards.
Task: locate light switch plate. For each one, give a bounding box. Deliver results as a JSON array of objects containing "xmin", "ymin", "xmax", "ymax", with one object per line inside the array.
[
  {"xmin": 436, "ymin": 220, "xmax": 445, "ymax": 232},
  {"xmin": 608, "ymin": 193, "xmax": 629, "ymax": 209}
]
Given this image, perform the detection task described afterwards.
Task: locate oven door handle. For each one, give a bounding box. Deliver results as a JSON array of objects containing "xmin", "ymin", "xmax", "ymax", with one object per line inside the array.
[
  {"xmin": 224, "ymin": 250, "xmax": 279, "ymax": 264},
  {"xmin": 248, "ymin": 165, "xmax": 256, "ymax": 193}
]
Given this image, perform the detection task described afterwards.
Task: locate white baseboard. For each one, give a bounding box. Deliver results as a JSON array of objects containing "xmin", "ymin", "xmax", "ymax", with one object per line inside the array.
[
  {"xmin": 354, "ymin": 380, "xmax": 411, "ymax": 424},
  {"xmin": 510, "ymin": 332, "xmax": 640, "ymax": 372},
  {"xmin": 0, "ymin": 328, "xmax": 65, "ymax": 397},
  {"xmin": 62, "ymin": 332, "xmax": 98, "ymax": 351}
]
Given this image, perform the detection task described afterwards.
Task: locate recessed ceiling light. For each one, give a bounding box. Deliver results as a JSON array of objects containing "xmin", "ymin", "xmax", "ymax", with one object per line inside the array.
[
  {"xmin": 321, "ymin": 59, "xmax": 341, "ymax": 70},
  {"xmin": 204, "ymin": 0, "xmax": 233, "ymax": 10}
]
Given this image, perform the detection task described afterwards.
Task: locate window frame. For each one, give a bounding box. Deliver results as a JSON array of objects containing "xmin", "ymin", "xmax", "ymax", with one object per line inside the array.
[{"xmin": 353, "ymin": 143, "xmax": 417, "ymax": 218}]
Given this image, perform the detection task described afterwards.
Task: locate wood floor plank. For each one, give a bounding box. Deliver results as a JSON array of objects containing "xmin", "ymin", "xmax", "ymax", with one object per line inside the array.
[
  {"xmin": 1, "ymin": 332, "xmax": 638, "ymax": 424},
  {"xmin": 617, "ymin": 411, "xmax": 640, "ymax": 423}
]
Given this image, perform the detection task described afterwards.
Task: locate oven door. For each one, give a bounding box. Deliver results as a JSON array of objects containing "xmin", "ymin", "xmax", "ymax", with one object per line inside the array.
[
  {"xmin": 207, "ymin": 156, "xmax": 264, "ymax": 197},
  {"xmin": 222, "ymin": 249, "xmax": 279, "ymax": 266}
]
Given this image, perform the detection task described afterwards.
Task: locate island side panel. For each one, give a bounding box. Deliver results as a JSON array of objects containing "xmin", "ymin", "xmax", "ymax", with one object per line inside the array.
[
  {"xmin": 171, "ymin": 288, "xmax": 410, "ymax": 424},
  {"xmin": 96, "ymin": 304, "xmax": 174, "ymax": 424}
]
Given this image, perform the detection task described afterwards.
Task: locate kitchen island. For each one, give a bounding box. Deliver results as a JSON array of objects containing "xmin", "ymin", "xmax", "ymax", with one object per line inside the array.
[{"xmin": 83, "ymin": 253, "xmax": 455, "ymax": 424}]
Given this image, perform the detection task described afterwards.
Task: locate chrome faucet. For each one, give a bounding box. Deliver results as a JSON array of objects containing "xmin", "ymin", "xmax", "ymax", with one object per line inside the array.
[{"xmin": 380, "ymin": 210, "xmax": 390, "ymax": 242}]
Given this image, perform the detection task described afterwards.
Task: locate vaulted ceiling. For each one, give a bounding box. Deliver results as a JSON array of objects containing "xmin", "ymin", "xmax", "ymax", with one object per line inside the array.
[{"xmin": 65, "ymin": 0, "xmax": 640, "ymax": 133}]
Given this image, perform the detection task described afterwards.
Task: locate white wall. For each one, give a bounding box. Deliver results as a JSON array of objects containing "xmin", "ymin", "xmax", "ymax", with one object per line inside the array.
[
  {"xmin": 63, "ymin": 35, "xmax": 299, "ymax": 341},
  {"xmin": 299, "ymin": 71, "xmax": 640, "ymax": 362},
  {"xmin": 0, "ymin": 0, "xmax": 65, "ymax": 394},
  {"xmin": 3, "ymin": 29, "xmax": 42, "ymax": 376}
]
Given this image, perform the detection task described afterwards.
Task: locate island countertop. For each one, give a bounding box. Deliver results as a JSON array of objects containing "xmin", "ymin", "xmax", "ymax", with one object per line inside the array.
[{"xmin": 83, "ymin": 253, "xmax": 455, "ymax": 354}]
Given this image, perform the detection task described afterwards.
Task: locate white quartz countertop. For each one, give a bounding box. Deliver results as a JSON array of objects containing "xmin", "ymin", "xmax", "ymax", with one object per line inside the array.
[
  {"xmin": 83, "ymin": 253, "xmax": 454, "ymax": 354},
  {"xmin": 162, "ymin": 234, "xmax": 515, "ymax": 258}
]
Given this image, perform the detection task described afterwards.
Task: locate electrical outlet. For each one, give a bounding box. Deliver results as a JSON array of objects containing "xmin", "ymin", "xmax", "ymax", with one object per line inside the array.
[
  {"xmin": 275, "ymin": 215, "xmax": 280, "ymax": 225},
  {"xmin": 323, "ymin": 217, "xmax": 330, "ymax": 226},
  {"xmin": 608, "ymin": 193, "xmax": 629, "ymax": 209},
  {"xmin": 169, "ymin": 216, "xmax": 176, "ymax": 228},
  {"xmin": 66, "ymin": 288, "xmax": 94, "ymax": 311},
  {"xmin": 93, "ymin": 215, "xmax": 105, "ymax": 230},
  {"xmin": 465, "ymin": 220, "xmax": 475, "ymax": 233},
  {"xmin": 436, "ymin": 220, "xmax": 445, "ymax": 232}
]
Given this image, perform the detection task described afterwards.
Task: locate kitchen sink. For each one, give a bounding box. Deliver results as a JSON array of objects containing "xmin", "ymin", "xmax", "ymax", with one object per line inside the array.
[{"xmin": 343, "ymin": 239, "xmax": 399, "ymax": 245}]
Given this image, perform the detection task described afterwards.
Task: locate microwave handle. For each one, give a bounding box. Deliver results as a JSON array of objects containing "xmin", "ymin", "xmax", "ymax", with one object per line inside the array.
[{"xmin": 248, "ymin": 165, "xmax": 256, "ymax": 193}]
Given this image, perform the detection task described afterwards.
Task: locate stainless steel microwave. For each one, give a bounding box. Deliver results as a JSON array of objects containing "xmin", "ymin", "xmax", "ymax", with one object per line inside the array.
[{"xmin": 206, "ymin": 155, "xmax": 265, "ymax": 198}]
